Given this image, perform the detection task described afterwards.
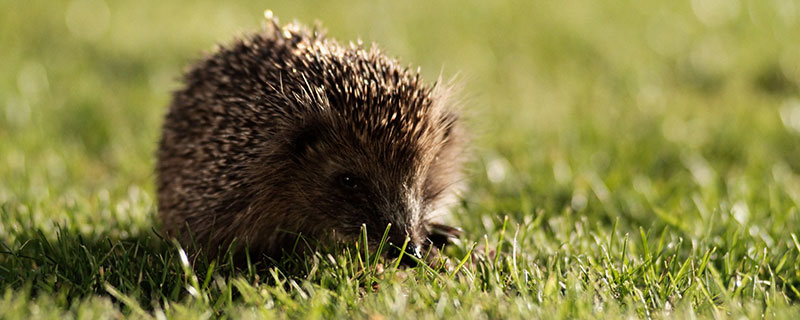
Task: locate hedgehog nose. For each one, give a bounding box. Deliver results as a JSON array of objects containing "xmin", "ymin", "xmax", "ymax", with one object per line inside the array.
[
  {"xmin": 405, "ymin": 244, "xmax": 422, "ymax": 259},
  {"xmin": 388, "ymin": 243, "xmax": 423, "ymax": 266}
]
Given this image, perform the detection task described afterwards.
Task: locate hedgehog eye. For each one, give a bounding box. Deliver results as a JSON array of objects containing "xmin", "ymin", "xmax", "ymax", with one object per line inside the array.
[{"xmin": 337, "ymin": 174, "xmax": 360, "ymax": 190}]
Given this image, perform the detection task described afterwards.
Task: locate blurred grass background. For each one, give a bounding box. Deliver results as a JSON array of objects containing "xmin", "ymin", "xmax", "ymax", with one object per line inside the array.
[{"xmin": 2, "ymin": 0, "xmax": 800, "ymax": 318}]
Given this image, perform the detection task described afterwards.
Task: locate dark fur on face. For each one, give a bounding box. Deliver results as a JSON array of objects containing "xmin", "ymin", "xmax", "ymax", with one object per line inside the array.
[{"xmin": 157, "ymin": 17, "xmax": 465, "ymax": 259}]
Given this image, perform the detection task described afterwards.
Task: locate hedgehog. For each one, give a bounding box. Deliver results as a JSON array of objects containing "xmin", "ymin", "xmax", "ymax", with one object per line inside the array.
[{"xmin": 156, "ymin": 14, "xmax": 466, "ymax": 262}]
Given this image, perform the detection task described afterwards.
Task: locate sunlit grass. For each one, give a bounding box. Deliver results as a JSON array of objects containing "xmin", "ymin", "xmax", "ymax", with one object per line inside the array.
[{"xmin": 2, "ymin": 0, "xmax": 800, "ymax": 318}]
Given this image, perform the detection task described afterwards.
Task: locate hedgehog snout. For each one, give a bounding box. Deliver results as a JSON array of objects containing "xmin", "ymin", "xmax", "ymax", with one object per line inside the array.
[
  {"xmin": 387, "ymin": 242, "xmax": 423, "ymax": 266},
  {"xmin": 382, "ymin": 223, "xmax": 424, "ymax": 265},
  {"xmin": 380, "ymin": 215, "xmax": 426, "ymax": 265}
]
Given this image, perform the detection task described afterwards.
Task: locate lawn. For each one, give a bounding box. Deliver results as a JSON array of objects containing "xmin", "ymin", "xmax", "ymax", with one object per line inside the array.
[{"xmin": 2, "ymin": 0, "xmax": 800, "ymax": 318}]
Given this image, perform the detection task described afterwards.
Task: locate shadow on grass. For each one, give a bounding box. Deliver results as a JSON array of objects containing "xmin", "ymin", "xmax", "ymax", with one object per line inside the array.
[
  {"xmin": 0, "ymin": 227, "xmax": 310, "ymax": 309},
  {"xmin": 0, "ymin": 225, "xmax": 445, "ymax": 311}
]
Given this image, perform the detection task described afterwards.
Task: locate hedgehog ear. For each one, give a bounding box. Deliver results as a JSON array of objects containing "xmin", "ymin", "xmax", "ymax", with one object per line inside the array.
[{"xmin": 290, "ymin": 127, "xmax": 321, "ymax": 159}]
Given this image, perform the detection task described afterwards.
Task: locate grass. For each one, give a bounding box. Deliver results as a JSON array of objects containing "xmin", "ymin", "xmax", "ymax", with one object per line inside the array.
[{"xmin": 2, "ymin": 0, "xmax": 800, "ymax": 318}]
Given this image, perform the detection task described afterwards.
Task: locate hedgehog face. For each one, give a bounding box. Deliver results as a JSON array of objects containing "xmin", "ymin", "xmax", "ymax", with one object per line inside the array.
[{"xmin": 281, "ymin": 105, "xmax": 461, "ymax": 258}]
